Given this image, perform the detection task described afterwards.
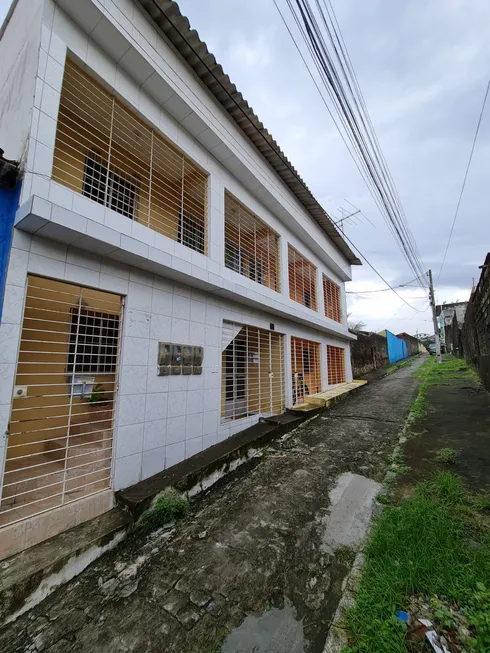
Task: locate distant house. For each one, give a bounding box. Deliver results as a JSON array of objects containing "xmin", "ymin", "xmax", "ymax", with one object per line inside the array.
[
  {"xmin": 436, "ymin": 301, "xmax": 468, "ymax": 354},
  {"xmin": 436, "ymin": 301, "xmax": 468, "ymax": 325},
  {"xmin": 378, "ymin": 330, "xmax": 407, "ymax": 363},
  {"xmin": 396, "ymin": 332, "xmax": 425, "ymax": 356}
]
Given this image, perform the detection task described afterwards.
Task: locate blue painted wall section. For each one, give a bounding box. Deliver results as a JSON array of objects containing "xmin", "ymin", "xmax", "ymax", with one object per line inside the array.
[
  {"xmin": 0, "ymin": 181, "xmax": 22, "ymax": 323},
  {"xmin": 386, "ymin": 329, "xmax": 408, "ymax": 363}
]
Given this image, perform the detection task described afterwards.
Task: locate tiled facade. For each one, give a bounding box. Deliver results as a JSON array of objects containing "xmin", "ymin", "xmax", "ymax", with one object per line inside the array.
[
  {"xmin": 0, "ymin": 0, "xmax": 357, "ymax": 553},
  {"xmin": 3, "ymin": 234, "xmax": 350, "ymax": 491}
]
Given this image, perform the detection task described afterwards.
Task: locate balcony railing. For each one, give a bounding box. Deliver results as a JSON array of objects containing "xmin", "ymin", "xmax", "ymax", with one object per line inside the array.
[{"xmin": 52, "ymin": 60, "xmax": 208, "ymax": 254}]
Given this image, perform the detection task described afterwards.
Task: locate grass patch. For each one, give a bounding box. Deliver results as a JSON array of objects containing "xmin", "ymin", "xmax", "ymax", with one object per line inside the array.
[
  {"xmin": 436, "ymin": 447, "xmax": 457, "ymax": 464},
  {"xmin": 385, "ymin": 359, "xmax": 413, "ymax": 376},
  {"xmin": 342, "ymin": 472, "xmax": 490, "ymax": 652},
  {"xmin": 398, "ymin": 360, "xmax": 412, "ymax": 369},
  {"xmin": 409, "ymin": 356, "xmax": 436, "ymax": 420},
  {"xmin": 384, "ymin": 365, "xmax": 398, "ymax": 376},
  {"xmin": 385, "ymin": 448, "xmax": 409, "ymax": 483},
  {"xmin": 376, "ymin": 493, "xmax": 391, "ymax": 506},
  {"xmin": 135, "ymin": 488, "xmax": 189, "ymax": 534},
  {"xmin": 409, "ymin": 355, "xmax": 478, "ymax": 424}
]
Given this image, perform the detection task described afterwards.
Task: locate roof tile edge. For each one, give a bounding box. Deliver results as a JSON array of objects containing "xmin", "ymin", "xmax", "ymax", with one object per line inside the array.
[{"xmin": 137, "ymin": 0, "xmax": 362, "ymax": 265}]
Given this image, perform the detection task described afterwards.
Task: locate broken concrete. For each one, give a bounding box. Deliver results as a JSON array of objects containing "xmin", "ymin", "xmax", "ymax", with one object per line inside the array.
[
  {"xmin": 0, "ymin": 357, "xmax": 425, "ymax": 653},
  {"xmin": 0, "ymin": 509, "xmax": 132, "ymax": 627}
]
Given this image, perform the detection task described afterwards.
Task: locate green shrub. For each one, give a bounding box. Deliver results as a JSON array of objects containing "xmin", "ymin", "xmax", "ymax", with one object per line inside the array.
[
  {"xmin": 136, "ymin": 489, "xmax": 189, "ymax": 534},
  {"xmin": 436, "ymin": 447, "xmax": 457, "ymax": 464}
]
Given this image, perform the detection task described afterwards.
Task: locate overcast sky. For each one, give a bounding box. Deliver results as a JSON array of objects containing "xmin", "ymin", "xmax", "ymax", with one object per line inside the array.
[{"xmin": 1, "ymin": 0, "xmax": 489, "ymax": 335}]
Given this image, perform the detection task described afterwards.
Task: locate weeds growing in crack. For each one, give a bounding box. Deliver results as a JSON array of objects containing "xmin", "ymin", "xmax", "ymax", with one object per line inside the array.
[
  {"xmin": 436, "ymin": 447, "xmax": 457, "ymax": 464},
  {"xmin": 385, "ymin": 449, "xmax": 409, "ymax": 484},
  {"xmin": 336, "ymin": 545, "xmax": 356, "ymax": 567},
  {"xmin": 385, "ymin": 359, "xmax": 413, "ymax": 376},
  {"xmin": 203, "ymin": 630, "xmax": 228, "ymax": 653},
  {"xmin": 135, "ymin": 489, "xmax": 189, "ymax": 535}
]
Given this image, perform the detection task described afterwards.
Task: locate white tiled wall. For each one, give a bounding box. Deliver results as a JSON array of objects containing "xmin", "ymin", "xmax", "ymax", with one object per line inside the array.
[{"xmin": 0, "ymin": 237, "xmax": 351, "ymax": 495}]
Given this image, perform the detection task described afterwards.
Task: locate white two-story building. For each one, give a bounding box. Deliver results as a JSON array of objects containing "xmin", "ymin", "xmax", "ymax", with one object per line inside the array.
[{"xmin": 0, "ymin": 0, "xmax": 360, "ymax": 558}]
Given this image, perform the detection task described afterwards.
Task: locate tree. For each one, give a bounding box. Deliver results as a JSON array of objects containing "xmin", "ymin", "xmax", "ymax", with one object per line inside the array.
[{"xmin": 348, "ymin": 318, "xmax": 367, "ymax": 332}]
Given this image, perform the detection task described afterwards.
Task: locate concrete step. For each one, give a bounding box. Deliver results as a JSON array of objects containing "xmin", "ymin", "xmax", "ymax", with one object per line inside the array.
[
  {"xmin": 259, "ymin": 413, "xmax": 303, "ymax": 427},
  {"xmin": 0, "ymin": 508, "xmax": 132, "ymax": 627},
  {"xmin": 304, "ymin": 380, "xmax": 367, "ymax": 408},
  {"xmin": 116, "ymin": 417, "xmax": 294, "ymax": 520},
  {"xmin": 288, "ymin": 403, "xmax": 319, "ymax": 414}
]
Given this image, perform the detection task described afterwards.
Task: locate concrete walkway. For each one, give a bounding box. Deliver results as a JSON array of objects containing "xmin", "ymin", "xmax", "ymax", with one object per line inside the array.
[
  {"xmin": 0, "ymin": 356, "xmax": 426, "ymax": 653},
  {"xmin": 400, "ymin": 358, "xmax": 490, "ymax": 497}
]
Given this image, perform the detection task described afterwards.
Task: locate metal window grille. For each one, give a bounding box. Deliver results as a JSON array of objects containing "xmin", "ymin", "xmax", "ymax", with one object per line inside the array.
[
  {"xmin": 0, "ymin": 276, "xmax": 123, "ymax": 529},
  {"xmin": 67, "ymin": 308, "xmax": 120, "ymax": 375},
  {"xmin": 323, "ymin": 274, "xmax": 342, "ymax": 323},
  {"xmin": 224, "ymin": 192, "xmax": 280, "ymax": 291},
  {"xmin": 291, "ymin": 336, "xmax": 321, "ymax": 404},
  {"xmin": 52, "ymin": 60, "xmax": 208, "ymax": 254},
  {"xmin": 288, "ymin": 245, "xmax": 318, "ymax": 310},
  {"xmin": 327, "ymin": 345, "xmax": 346, "ymax": 385},
  {"xmin": 82, "ymin": 150, "xmax": 138, "ymax": 220},
  {"xmin": 221, "ymin": 322, "xmax": 285, "ymax": 422}
]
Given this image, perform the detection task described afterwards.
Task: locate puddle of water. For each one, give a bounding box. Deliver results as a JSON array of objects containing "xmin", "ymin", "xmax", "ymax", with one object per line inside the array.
[
  {"xmin": 221, "ymin": 598, "xmax": 305, "ymax": 653},
  {"xmin": 321, "ymin": 473, "xmax": 381, "ymax": 554},
  {"xmin": 220, "ymin": 474, "xmax": 381, "ymax": 653}
]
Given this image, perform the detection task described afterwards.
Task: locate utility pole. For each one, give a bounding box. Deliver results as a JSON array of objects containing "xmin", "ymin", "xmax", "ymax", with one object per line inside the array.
[{"xmin": 428, "ymin": 269, "xmax": 442, "ymax": 364}]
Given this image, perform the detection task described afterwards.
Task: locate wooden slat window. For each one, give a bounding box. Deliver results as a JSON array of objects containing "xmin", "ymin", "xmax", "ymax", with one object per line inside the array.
[
  {"xmin": 52, "ymin": 60, "xmax": 208, "ymax": 254},
  {"xmin": 288, "ymin": 245, "xmax": 318, "ymax": 310},
  {"xmin": 224, "ymin": 193, "xmax": 279, "ymax": 291},
  {"xmin": 0, "ymin": 277, "xmax": 122, "ymax": 528},
  {"xmin": 291, "ymin": 336, "xmax": 321, "ymax": 405},
  {"xmin": 327, "ymin": 345, "xmax": 346, "ymax": 385},
  {"xmin": 323, "ymin": 274, "xmax": 342, "ymax": 323}
]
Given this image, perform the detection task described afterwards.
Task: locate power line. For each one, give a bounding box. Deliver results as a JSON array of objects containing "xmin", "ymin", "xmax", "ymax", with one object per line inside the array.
[
  {"xmin": 340, "ymin": 230, "xmax": 428, "ymax": 311},
  {"xmin": 276, "ymin": 0, "xmax": 427, "ymax": 288},
  {"xmin": 272, "ymin": 0, "xmax": 414, "ymax": 273},
  {"xmin": 436, "ymin": 79, "xmax": 490, "ymax": 285},
  {"xmin": 346, "ymin": 272, "xmax": 427, "ymax": 294},
  {"xmin": 378, "ymin": 300, "xmax": 429, "ymax": 331}
]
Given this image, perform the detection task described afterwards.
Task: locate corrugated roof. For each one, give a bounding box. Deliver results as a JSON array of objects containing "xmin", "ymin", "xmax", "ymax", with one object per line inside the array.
[{"xmin": 137, "ymin": 0, "xmax": 361, "ymax": 265}]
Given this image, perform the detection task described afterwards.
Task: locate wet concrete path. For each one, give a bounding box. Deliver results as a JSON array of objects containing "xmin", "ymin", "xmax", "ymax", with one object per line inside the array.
[
  {"xmin": 0, "ymin": 356, "xmax": 426, "ymax": 653},
  {"xmin": 399, "ymin": 358, "xmax": 490, "ymax": 497}
]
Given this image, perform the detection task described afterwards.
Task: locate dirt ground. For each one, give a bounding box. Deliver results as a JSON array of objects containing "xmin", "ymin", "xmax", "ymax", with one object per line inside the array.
[
  {"xmin": 399, "ymin": 359, "xmax": 490, "ymax": 497},
  {"xmin": 0, "ymin": 357, "xmax": 426, "ymax": 653}
]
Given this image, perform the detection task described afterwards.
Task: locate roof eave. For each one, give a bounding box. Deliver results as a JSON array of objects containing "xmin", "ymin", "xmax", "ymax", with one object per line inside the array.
[{"xmin": 137, "ymin": 0, "xmax": 361, "ymax": 266}]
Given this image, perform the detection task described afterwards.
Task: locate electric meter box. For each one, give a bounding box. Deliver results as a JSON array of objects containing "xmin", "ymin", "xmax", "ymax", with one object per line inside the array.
[{"xmin": 157, "ymin": 343, "xmax": 204, "ymax": 376}]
